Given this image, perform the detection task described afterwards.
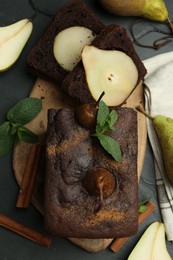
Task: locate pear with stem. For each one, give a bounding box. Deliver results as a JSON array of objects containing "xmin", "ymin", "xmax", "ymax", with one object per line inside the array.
[
  {"xmin": 98, "ymin": 0, "xmax": 168, "ymax": 22},
  {"xmin": 137, "ymin": 106, "xmax": 173, "ymax": 184},
  {"xmin": 82, "ymin": 45, "xmax": 138, "ymax": 106}
]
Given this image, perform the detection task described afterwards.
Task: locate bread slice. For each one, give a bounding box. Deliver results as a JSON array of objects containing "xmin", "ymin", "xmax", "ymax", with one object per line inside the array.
[
  {"xmin": 44, "ymin": 106, "xmax": 138, "ymax": 238},
  {"xmin": 62, "ymin": 24, "xmax": 147, "ymax": 104},
  {"xmin": 27, "ymin": 0, "xmax": 104, "ymax": 84}
]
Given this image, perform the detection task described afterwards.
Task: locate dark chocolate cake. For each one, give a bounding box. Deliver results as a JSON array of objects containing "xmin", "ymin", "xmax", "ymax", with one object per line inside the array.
[
  {"xmin": 27, "ymin": 0, "xmax": 104, "ymax": 84},
  {"xmin": 62, "ymin": 24, "xmax": 147, "ymax": 104},
  {"xmin": 44, "ymin": 107, "xmax": 138, "ymax": 238}
]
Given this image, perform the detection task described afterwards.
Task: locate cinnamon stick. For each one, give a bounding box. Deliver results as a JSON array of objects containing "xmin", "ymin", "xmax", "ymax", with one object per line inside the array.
[
  {"xmin": 16, "ymin": 144, "xmax": 43, "ymax": 208},
  {"xmin": 110, "ymin": 201, "xmax": 156, "ymax": 252},
  {"xmin": 0, "ymin": 214, "xmax": 52, "ymax": 247}
]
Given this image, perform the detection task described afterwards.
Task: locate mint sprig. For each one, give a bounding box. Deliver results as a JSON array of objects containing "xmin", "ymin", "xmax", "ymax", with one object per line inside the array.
[
  {"xmin": 0, "ymin": 98, "xmax": 42, "ymax": 159},
  {"xmin": 94, "ymin": 100, "xmax": 122, "ymax": 162},
  {"xmin": 7, "ymin": 98, "xmax": 42, "ymax": 124},
  {"xmin": 138, "ymin": 197, "xmax": 151, "ymax": 213}
]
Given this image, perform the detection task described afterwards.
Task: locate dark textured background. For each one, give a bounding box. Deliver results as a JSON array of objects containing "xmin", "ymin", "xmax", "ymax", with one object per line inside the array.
[{"xmin": 0, "ymin": 0, "xmax": 173, "ymax": 259}]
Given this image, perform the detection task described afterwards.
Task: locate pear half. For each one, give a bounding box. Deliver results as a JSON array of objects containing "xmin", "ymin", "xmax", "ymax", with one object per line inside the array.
[
  {"xmin": 128, "ymin": 222, "xmax": 171, "ymax": 260},
  {"xmin": 0, "ymin": 19, "xmax": 33, "ymax": 72},
  {"xmin": 152, "ymin": 223, "xmax": 171, "ymax": 260},
  {"xmin": 0, "ymin": 19, "xmax": 29, "ymax": 45},
  {"xmin": 128, "ymin": 222, "xmax": 160, "ymax": 260},
  {"xmin": 53, "ymin": 26, "xmax": 96, "ymax": 71},
  {"xmin": 82, "ymin": 45, "xmax": 138, "ymax": 106}
]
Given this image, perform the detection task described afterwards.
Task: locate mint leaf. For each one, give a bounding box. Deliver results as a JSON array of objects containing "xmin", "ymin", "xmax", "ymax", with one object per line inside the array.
[
  {"xmin": 11, "ymin": 123, "xmax": 23, "ymax": 135},
  {"xmin": 7, "ymin": 98, "xmax": 42, "ymax": 125},
  {"xmin": 0, "ymin": 122, "xmax": 11, "ymax": 135},
  {"xmin": 17, "ymin": 126, "xmax": 39, "ymax": 143},
  {"xmin": 97, "ymin": 134, "xmax": 122, "ymax": 162},
  {"xmin": 0, "ymin": 122, "xmax": 15, "ymax": 158},
  {"xmin": 96, "ymin": 102, "xmax": 118, "ymax": 134},
  {"xmin": 97, "ymin": 100, "xmax": 109, "ymax": 128},
  {"xmin": 138, "ymin": 197, "xmax": 151, "ymax": 213},
  {"xmin": 107, "ymin": 110, "xmax": 118, "ymax": 130},
  {"xmin": 0, "ymin": 98, "xmax": 42, "ymax": 160},
  {"xmin": 94, "ymin": 100, "xmax": 121, "ymax": 162},
  {"xmin": 138, "ymin": 205, "xmax": 148, "ymax": 213}
]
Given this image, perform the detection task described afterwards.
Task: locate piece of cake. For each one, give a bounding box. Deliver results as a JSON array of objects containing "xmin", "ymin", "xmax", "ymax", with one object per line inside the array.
[
  {"xmin": 62, "ymin": 24, "xmax": 147, "ymax": 104},
  {"xmin": 44, "ymin": 106, "xmax": 138, "ymax": 238},
  {"xmin": 27, "ymin": 0, "xmax": 104, "ymax": 84}
]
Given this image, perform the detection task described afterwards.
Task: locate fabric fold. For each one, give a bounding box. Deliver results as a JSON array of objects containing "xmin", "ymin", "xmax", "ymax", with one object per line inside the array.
[{"xmin": 143, "ymin": 52, "xmax": 173, "ymax": 241}]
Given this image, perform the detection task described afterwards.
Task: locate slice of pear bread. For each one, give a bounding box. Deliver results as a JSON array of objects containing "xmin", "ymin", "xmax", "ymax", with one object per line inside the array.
[
  {"xmin": 27, "ymin": 0, "xmax": 104, "ymax": 84},
  {"xmin": 62, "ymin": 24, "xmax": 147, "ymax": 105}
]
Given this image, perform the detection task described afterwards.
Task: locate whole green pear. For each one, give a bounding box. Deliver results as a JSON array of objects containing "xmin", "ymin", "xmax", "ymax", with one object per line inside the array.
[
  {"xmin": 153, "ymin": 115, "xmax": 173, "ymax": 184},
  {"xmin": 99, "ymin": 0, "xmax": 168, "ymax": 22}
]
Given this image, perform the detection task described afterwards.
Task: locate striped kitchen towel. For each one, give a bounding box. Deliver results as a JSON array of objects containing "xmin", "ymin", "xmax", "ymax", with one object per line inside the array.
[{"xmin": 143, "ymin": 51, "xmax": 173, "ymax": 241}]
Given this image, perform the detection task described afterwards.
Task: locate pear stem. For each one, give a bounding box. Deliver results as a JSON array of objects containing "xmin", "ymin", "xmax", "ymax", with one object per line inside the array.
[
  {"xmin": 95, "ymin": 91, "xmax": 105, "ymax": 107},
  {"xmin": 29, "ymin": 12, "xmax": 38, "ymax": 22},
  {"xmin": 167, "ymin": 17, "xmax": 173, "ymax": 33},
  {"xmin": 136, "ymin": 106, "xmax": 154, "ymax": 120}
]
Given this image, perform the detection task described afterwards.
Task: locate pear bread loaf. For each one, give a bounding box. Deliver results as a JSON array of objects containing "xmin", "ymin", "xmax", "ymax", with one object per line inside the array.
[
  {"xmin": 27, "ymin": 0, "xmax": 104, "ymax": 84},
  {"xmin": 44, "ymin": 106, "xmax": 138, "ymax": 238},
  {"xmin": 62, "ymin": 24, "xmax": 147, "ymax": 104}
]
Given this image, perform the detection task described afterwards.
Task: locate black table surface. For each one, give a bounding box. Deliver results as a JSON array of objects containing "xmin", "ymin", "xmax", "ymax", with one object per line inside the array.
[{"xmin": 0, "ymin": 0, "xmax": 173, "ymax": 259}]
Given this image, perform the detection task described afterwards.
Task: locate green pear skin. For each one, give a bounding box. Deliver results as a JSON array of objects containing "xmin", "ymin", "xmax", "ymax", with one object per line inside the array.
[
  {"xmin": 153, "ymin": 115, "xmax": 173, "ymax": 184},
  {"xmin": 99, "ymin": 0, "xmax": 168, "ymax": 22},
  {"xmin": 142, "ymin": 0, "xmax": 168, "ymax": 22}
]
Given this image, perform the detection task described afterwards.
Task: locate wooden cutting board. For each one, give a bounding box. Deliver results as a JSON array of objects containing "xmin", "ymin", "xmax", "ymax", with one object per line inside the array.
[{"xmin": 13, "ymin": 78, "xmax": 147, "ymax": 253}]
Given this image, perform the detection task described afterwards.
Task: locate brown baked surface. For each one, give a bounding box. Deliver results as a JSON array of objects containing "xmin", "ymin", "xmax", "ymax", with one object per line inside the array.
[
  {"xmin": 62, "ymin": 24, "xmax": 147, "ymax": 104},
  {"xmin": 44, "ymin": 106, "xmax": 138, "ymax": 238},
  {"xmin": 27, "ymin": 0, "xmax": 104, "ymax": 84}
]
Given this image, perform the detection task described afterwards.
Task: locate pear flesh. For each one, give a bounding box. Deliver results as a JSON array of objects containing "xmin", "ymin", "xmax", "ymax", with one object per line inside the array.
[
  {"xmin": 152, "ymin": 223, "xmax": 171, "ymax": 260},
  {"xmin": 53, "ymin": 26, "xmax": 96, "ymax": 71},
  {"xmin": 153, "ymin": 115, "xmax": 173, "ymax": 184},
  {"xmin": 99, "ymin": 0, "xmax": 168, "ymax": 22},
  {"xmin": 128, "ymin": 222, "xmax": 171, "ymax": 260},
  {"xmin": 0, "ymin": 19, "xmax": 33, "ymax": 71},
  {"xmin": 0, "ymin": 19, "xmax": 29, "ymax": 45},
  {"xmin": 128, "ymin": 222, "xmax": 160, "ymax": 260},
  {"xmin": 82, "ymin": 45, "xmax": 138, "ymax": 106}
]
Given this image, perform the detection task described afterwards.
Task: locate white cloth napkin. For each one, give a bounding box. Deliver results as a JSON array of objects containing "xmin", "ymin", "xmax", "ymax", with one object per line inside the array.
[{"xmin": 143, "ymin": 51, "xmax": 173, "ymax": 241}]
